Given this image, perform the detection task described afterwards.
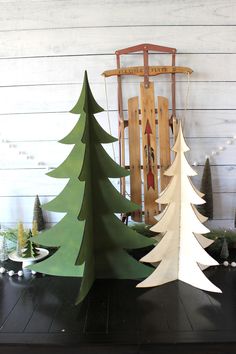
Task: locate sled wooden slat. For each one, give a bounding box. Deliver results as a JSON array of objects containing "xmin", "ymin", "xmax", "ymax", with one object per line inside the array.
[
  {"xmin": 158, "ymin": 96, "xmax": 171, "ymax": 193},
  {"xmin": 119, "ymin": 118, "xmax": 126, "ymax": 195},
  {"xmin": 128, "ymin": 97, "xmax": 142, "ymax": 222},
  {"xmin": 140, "ymin": 82, "xmax": 159, "ymax": 224}
]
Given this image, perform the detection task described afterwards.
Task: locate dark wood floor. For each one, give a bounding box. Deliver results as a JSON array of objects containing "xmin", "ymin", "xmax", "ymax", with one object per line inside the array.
[{"xmin": 1, "ymin": 259, "xmax": 236, "ymax": 354}]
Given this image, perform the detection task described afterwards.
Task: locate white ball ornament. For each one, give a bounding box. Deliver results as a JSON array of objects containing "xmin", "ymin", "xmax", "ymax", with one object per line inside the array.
[
  {"xmin": 223, "ymin": 261, "xmax": 229, "ymax": 267},
  {"xmin": 17, "ymin": 270, "xmax": 23, "ymax": 277},
  {"xmin": 38, "ymin": 161, "xmax": 46, "ymax": 166},
  {"xmin": 0, "ymin": 267, "xmax": 6, "ymax": 273},
  {"xmin": 8, "ymin": 270, "xmax": 14, "ymax": 277},
  {"xmin": 231, "ymin": 262, "xmax": 236, "ymax": 267}
]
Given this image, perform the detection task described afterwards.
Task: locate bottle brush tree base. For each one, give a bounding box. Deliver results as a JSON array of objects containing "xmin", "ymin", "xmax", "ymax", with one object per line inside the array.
[{"xmin": 8, "ymin": 248, "xmax": 49, "ymax": 268}]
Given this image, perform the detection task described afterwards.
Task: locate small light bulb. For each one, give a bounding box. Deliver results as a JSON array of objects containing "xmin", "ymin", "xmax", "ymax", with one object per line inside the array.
[
  {"xmin": 219, "ymin": 146, "xmax": 224, "ymax": 151},
  {"xmin": 211, "ymin": 151, "xmax": 216, "ymax": 156},
  {"xmin": 192, "ymin": 161, "xmax": 198, "ymax": 166}
]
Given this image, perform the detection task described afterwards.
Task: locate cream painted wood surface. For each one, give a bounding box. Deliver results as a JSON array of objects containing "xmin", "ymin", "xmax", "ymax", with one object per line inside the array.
[
  {"xmin": 2, "ymin": 55, "xmax": 236, "ymax": 86},
  {"xmin": 1, "ymin": 110, "xmax": 236, "ymax": 140},
  {"xmin": 1, "ymin": 82, "xmax": 236, "ymax": 115},
  {"xmin": 1, "ymin": 27, "xmax": 236, "ymax": 58},
  {"xmin": 0, "ymin": 0, "xmax": 235, "ymax": 228},
  {"xmin": 1, "ymin": 0, "xmax": 236, "ymax": 29}
]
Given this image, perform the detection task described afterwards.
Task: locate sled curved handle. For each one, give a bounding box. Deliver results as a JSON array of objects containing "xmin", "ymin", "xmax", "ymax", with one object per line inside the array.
[{"xmin": 102, "ymin": 66, "xmax": 193, "ymax": 78}]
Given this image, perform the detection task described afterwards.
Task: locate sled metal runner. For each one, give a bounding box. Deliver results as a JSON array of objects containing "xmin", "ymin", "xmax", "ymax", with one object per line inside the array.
[{"xmin": 102, "ymin": 43, "xmax": 193, "ymax": 224}]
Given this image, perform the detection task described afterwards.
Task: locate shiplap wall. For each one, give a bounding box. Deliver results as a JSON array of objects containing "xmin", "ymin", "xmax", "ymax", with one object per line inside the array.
[{"xmin": 0, "ymin": 0, "xmax": 236, "ymax": 229}]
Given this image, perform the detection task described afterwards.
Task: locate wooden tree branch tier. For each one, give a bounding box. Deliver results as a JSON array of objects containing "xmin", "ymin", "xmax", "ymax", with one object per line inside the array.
[{"xmin": 102, "ymin": 43, "xmax": 193, "ymax": 224}]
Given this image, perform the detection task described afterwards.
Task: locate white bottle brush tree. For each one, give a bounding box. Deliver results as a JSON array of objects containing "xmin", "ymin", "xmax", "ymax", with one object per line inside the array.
[{"xmin": 137, "ymin": 122, "xmax": 221, "ymax": 293}]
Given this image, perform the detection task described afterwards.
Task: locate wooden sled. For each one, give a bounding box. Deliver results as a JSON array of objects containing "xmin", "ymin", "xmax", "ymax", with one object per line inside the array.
[{"xmin": 103, "ymin": 43, "xmax": 193, "ymax": 224}]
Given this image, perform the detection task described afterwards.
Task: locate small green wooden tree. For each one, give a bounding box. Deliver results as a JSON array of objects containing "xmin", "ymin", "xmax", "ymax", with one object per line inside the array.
[
  {"xmin": 29, "ymin": 71, "xmax": 153, "ymax": 304},
  {"xmin": 199, "ymin": 158, "xmax": 213, "ymax": 219},
  {"xmin": 220, "ymin": 237, "xmax": 229, "ymax": 260},
  {"xmin": 22, "ymin": 230, "xmax": 40, "ymax": 258},
  {"xmin": 33, "ymin": 195, "xmax": 45, "ymax": 231}
]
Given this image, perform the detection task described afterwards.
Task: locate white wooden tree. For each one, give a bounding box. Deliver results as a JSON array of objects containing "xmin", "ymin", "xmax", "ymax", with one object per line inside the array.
[{"xmin": 137, "ymin": 123, "xmax": 221, "ymax": 293}]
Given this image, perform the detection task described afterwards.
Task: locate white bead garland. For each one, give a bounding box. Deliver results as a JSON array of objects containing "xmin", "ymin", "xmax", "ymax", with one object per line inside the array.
[
  {"xmin": 0, "ymin": 266, "xmax": 39, "ymax": 278},
  {"xmin": 191, "ymin": 133, "xmax": 236, "ymax": 166},
  {"xmin": 0, "ymin": 267, "xmax": 6, "ymax": 273},
  {"xmin": 0, "ymin": 135, "xmax": 50, "ymax": 169}
]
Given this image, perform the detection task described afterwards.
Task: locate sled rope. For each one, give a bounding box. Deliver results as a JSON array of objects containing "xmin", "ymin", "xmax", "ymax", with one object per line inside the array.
[
  {"xmin": 104, "ymin": 76, "xmax": 116, "ymax": 162},
  {"xmin": 181, "ymin": 71, "xmax": 191, "ymax": 132}
]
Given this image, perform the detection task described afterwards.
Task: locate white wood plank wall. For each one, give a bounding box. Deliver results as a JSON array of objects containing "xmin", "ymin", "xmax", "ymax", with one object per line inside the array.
[{"xmin": 0, "ymin": 0, "xmax": 236, "ymax": 230}]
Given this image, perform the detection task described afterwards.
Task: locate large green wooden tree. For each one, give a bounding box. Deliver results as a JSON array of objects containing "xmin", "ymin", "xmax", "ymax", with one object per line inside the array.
[{"xmin": 29, "ymin": 71, "xmax": 153, "ymax": 303}]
